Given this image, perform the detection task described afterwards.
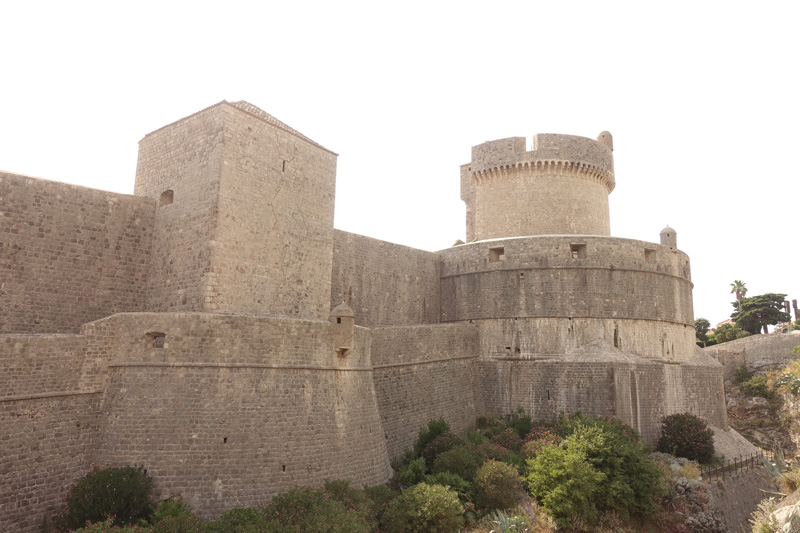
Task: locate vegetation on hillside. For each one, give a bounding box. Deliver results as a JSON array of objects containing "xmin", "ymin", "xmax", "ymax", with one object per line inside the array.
[{"xmin": 51, "ymin": 409, "xmax": 730, "ymax": 533}]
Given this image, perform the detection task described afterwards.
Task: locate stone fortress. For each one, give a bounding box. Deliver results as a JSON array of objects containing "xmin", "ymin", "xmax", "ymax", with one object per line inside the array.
[{"xmin": 1, "ymin": 101, "xmax": 734, "ymax": 531}]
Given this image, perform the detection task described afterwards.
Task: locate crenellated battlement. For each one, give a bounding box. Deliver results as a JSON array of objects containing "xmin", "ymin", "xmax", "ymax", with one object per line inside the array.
[
  {"xmin": 471, "ymin": 159, "xmax": 615, "ymax": 193},
  {"xmin": 461, "ymin": 132, "xmax": 616, "ymax": 241}
]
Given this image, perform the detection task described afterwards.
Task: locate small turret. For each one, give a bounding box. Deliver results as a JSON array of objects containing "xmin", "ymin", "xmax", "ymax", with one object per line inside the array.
[
  {"xmin": 330, "ymin": 303, "xmax": 355, "ymax": 357},
  {"xmin": 660, "ymin": 226, "xmax": 677, "ymax": 250},
  {"xmin": 597, "ymin": 131, "xmax": 613, "ymax": 151}
]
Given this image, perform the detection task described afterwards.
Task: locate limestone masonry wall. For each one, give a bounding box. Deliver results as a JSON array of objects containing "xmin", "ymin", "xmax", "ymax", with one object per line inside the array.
[
  {"xmin": 371, "ymin": 324, "xmax": 482, "ymax": 459},
  {"xmin": 331, "ymin": 230, "xmax": 441, "ymax": 326},
  {"xmin": 0, "ymin": 172, "xmax": 154, "ymax": 333},
  {"xmin": 0, "ymin": 394, "xmax": 101, "ymax": 533},
  {"xmin": 209, "ymin": 103, "xmax": 337, "ymax": 319},
  {"xmin": 93, "ymin": 313, "xmax": 390, "ymax": 518},
  {"xmin": 704, "ymin": 331, "xmax": 800, "ymax": 379}
]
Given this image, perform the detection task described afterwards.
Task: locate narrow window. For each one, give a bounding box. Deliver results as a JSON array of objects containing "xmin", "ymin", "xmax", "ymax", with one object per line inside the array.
[
  {"xmin": 613, "ymin": 327, "xmax": 620, "ymax": 349},
  {"xmin": 146, "ymin": 332, "xmax": 166, "ymax": 349},
  {"xmin": 570, "ymin": 244, "xmax": 586, "ymax": 259},
  {"xmin": 489, "ymin": 247, "xmax": 505, "ymax": 262},
  {"xmin": 282, "ymin": 160, "xmax": 287, "ymax": 172},
  {"xmin": 160, "ymin": 190, "xmax": 174, "ymax": 206}
]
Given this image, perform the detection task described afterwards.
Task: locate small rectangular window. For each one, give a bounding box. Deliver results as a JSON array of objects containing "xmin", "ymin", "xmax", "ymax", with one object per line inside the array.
[
  {"xmin": 489, "ymin": 247, "xmax": 505, "ymax": 262},
  {"xmin": 570, "ymin": 244, "xmax": 586, "ymax": 259}
]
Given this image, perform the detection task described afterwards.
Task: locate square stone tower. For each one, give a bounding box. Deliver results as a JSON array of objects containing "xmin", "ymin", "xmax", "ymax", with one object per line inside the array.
[{"xmin": 134, "ymin": 101, "xmax": 337, "ymax": 319}]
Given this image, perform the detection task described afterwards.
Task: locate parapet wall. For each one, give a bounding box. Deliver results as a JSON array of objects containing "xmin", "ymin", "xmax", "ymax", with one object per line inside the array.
[
  {"xmin": 0, "ymin": 172, "xmax": 154, "ymax": 333},
  {"xmin": 371, "ymin": 324, "xmax": 482, "ymax": 459},
  {"xmin": 439, "ymin": 236, "xmax": 695, "ymax": 359},
  {"xmin": 331, "ymin": 230, "xmax": 441, "ymax": 326},
  {"xmin": 703, "ymin": 331, "xmax": 800, "ymax": 379}
]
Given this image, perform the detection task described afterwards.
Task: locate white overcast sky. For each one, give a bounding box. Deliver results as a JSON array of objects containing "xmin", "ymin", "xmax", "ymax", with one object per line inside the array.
[{"xmin": 1, "ymin": 1, "xmax": 798, "ymax": 328}]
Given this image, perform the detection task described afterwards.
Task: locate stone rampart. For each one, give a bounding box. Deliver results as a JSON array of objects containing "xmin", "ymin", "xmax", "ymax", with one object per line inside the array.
[
  {"xmin": 703, "ymin": 332, "xmax": 800, "ymax": 379},
  {"xmin": 0, "ymin": 394, "xmax": 102, "ymax": 533},
  {"xmin": 0, "ymin": 172, "xmax": 154, "ymax": 333},
  {"xmin": 331, "ymin": 230, "xmax": 441, "ymax": 326},
  {"xmin": 371, "ymin": 324, "xmax": 482, "ymax": 459},
  {"xmin": 92, "ymin": 313, "xmax": 390, "ymax": 518}
]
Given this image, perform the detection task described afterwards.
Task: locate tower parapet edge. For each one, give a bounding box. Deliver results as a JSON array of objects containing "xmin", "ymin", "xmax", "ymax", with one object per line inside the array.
[{"xmin": 462, "ymin": 133, "xmax": 616, "ymax": 241}]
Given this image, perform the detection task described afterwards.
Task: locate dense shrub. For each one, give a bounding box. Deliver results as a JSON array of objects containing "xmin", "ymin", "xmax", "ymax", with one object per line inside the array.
[
  {"xmin": 206, "ymin": 507, "xmax": 275, "ymax": 533},
  {"xmin": 526, "ymin": 444, "xmax": 604, "ymax": 528},
  {"xmin": 734, "ymin": 364, "xmax": 752, "ymax": 384},
  {"xmin": 363, "ymin": 485, "xmax": 398, "ymax": 527},
  {"xmin": 382, "ymin": 483, "xmax": 465, "ymax": 533},
  {"xmin": 68, "ymin": 518, "xmax": 145, "ymax": 532},
  {"xmin": 740, "ymin": 375, "xmax": 773, "ymax": 398},
  {"xmin": 389, "ymin": 456, "xmax": 426, "ymax": 489},
  {"xmin": 522, "ymin": 428, "xmax": 561, "ymax": 459},
  {"xmin": 262, "ymin": 485, "xmax": 371, "ymax": 532},
  {"xmin": 432, "ymin": 445, "xmax": 484, "ymax": 482},
  {"xmin": 413, "ymin": 418, "xmax": 451, "ymax": 457},
  {"xmin": 490, "ymin": 427, "xmax": 523, "ymax": 453},
  {"xmin": 425, "ymin": 471, "xmax": 474, "ymax": 503},
  {"xmin": 475, "ymin": 413, "xmax": 503, "ymax": 430},
  {"xmin": 526, "ymin": 416, "xmax": 662, "ymax": 528},
  {"xmin": 150, "ymin": 515, "xmax": 206, "ymax": 533},
  {"xmin": 421, "ymin": 432, "xmax": 463, "ymax": 470},
  {"xmin": 322, "ymin": 479, "xmax": 376, "ymax": 529},
  {"xmin": 657, "ymin": 413, "xmax": 715, "ymax": 463},
  {"xmin": 475, "ymin": 441, "xmax": 516, "ymax": 464},
  {"xmin": 504, "ymin": 407, "xmax": 533, "ymax": 439},
  {"xmin": 60, "ymin": 464, "xmax": 153, "ymax": 530},
  {"xmin": 149, "ymin": 498, "xmax": 194, "ymax": 523},
  {"xmin": 474, "ymin": 460, "xmax": 525, "ymax": 513}
]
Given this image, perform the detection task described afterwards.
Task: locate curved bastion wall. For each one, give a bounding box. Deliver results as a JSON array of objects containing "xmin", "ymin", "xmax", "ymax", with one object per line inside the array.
[
  {"xmin": 439, "ymin": 235, "xmax": 696, "ymax": 360},
  {"xmin": 461, "ymin": 134, "xmax": 615, "ymax": 241}
]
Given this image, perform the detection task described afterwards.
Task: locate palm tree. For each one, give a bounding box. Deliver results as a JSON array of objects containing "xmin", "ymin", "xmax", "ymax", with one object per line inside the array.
[{"xmin": 730, "ymin": 280, "xmax": 748, "ymax": 308}]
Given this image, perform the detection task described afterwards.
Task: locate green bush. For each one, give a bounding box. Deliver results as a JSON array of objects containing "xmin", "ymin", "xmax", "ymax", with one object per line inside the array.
[
  {"xmin": 150, "ymin": 515, "xmax": 205, "ymax": 533},
  {"xmin": 149, "ymin": 498, "xmax": 194, "ymax": 523},
  {"xmin": 740, "ymin": 375, "xmax": 773, "ymax": 398},
  {"xmin": 322, "ymin": 479, "xmax": 376, "ymax": 529},
  {"xmin": 504, "ymin": 407, "xmax": 533, "ymax": 439},
  {"xmin": 363, "ymin": 485, "xmax": 398, "ymax": 528},
  {"xmin": 526, "ymin": 416, "xmax": 662, "ymax": 528},
  {"xmin": 490, "ymin": 427, "xmax": 523, "ymax": 453},
  {"xmin": 262, "ymin": 485, "xmax": 371, "ymax": 532},
  {"xmin": 413, "ymin": 418, "xmax": 451, "ymax": 457},
  {"xmin": 474, "ymin": 460, "xmax": 524, "ymax": 513},
  {"xmin": 521, "ymin": 428, "xmax": 560, "ymax": 459},
  {"xmin": 526, "ymin": 444, "xmax": 604, "ymax": 529},
  {"xmin": 69, "ymin": 518, "xmax": 145, "ymax": 532},
  {"xmin": 475, "ymin": 441, "xmax": 516, "ymax": 464},
  {"xmin": 206, "ymin": 507, "xmax": 275, "ymax": 533},
  {"xmin": 60, "ymin": 464, "xmax": 153, "ymax": 530},
  {"xmin": 432, "ymin": 445, "xmax": 484, "ymax": 482},
  {"xmin": 734, "ymin": 364, "xmax": 752, "ymax": 384},
  {"xmin": 421, "ymin": 432, "xmax": 463, "ymax": 470},
  {"xmin": 425, "ymin": 471, "xmax": 473, "ymax": 503},
  {"xmin": 657, "ymin": 413, "xmax": 715, "ymax": 463},
  {"xmin": 382, "ymin": 483, "xmax": 465, "ymax": 533},
  {"xmin": 566, "ymin": 423, "xmax": 661, "ymax": 518},
  {"xmin": 389, "ymin": 456, "xmax": 426, "ymax": 490}
]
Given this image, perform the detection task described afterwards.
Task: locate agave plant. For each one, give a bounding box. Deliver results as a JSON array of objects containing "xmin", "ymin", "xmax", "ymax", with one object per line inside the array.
[{"xmin": 489, "ymin": 510, "xmax": 530, "ymax": 533}]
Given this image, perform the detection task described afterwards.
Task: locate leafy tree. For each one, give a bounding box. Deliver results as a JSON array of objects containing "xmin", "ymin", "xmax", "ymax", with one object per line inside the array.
[
  {"xmin": 695, "ymin": 318, "xmax": 711, "ymax": 347},
  {"xmin": 730, "ymin": 280, "xmax": 748, "ymax": 307},
  {"xmin": 733, "ymin": 293, "xmax": 791, "ymax": 334},
  {"xmin": 713, "ymin": 322, "xmax": 750, "ymax": 343}
]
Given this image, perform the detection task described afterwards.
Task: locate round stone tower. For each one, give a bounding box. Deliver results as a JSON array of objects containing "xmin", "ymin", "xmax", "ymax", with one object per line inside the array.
[{"xmin": 460, "ymin": 133, "xmax": 615, "ymax": 242}]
